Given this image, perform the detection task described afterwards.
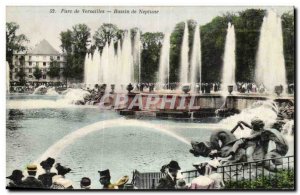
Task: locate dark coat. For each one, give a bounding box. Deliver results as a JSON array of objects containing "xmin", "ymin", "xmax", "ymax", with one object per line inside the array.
[
  {"xmin": 7, "ymin": 181, "xmax": 23, "ymax": 188},
  {"xmin": 21, "ymin": 176, "xmax": 44, "ymax": 189},
  {"xmin": 38, "ymin": 172, "xmax": 57, "ymax": 188},
  {"xmin": 156, "ymin": 174, "xmax": 176, "ymax": 189}
]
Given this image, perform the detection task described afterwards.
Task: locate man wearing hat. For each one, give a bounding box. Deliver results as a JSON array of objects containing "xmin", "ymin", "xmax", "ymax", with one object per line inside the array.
[
  {"xmin": 156, "ymin": 160, "xmax": 181, "ymax": 189},
  {"xmin": 114, "ymin": 175, "xmax": 129, "ymax": 189},
  {"xmin": 98, "ymin": 169, "xmax": 117, "ymax": 189},
  {"xmin": 6, "ymin": 170, "xmax": 24, "ymax": 188},
  {"xmin": 22, "ymin": 164, "xmax": 44, "ymax": 189},
  {"xmin": 38, "ymin": 157, "xmax": 57, "ymax": 188},
  {"xmin": 80, "ymin": 177, "xmax": 91, "ymax": 189}
]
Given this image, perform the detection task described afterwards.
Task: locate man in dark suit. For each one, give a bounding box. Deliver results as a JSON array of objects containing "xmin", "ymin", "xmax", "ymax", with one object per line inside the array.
[
  {"xmin": 156, "ymin": 160, "xmax": 181, "ymax": 189},
  {"xmin": 22, "ymin": 164, "xmax": 44, "ymax": 189},
  {"xmin": 6, "ymin": 169, "xmax": 24, "ymax": 188}
]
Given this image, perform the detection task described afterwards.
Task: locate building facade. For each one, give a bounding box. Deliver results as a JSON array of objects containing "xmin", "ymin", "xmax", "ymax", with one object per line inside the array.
[{"xmin": 11, "ymin": 39, "xmax": 66, "ymax": 84}]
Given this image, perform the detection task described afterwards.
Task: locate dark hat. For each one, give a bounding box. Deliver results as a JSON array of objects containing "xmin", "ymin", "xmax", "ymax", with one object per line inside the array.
[
  {"xmin": 40, "ymin": 157, "xmax": 55, "ymax": 169},
  {"xmin": 6, "ymin": 170, "xmax": 24, "ymax": 181},
  {"xmin": 168, "ymin": 160, "xmax": 181, "ymax": 170},
  {"xmin": 55, "ymin": 163, "xmax": 71, "ymax": 175},
  {"xmin": 27, "ymin": 164, "xmax": 37, "ymax": 171},
  {"xmin": 80, "ymin": 177, "xmax": 91, "ymax": 187},
  {"xmin": 98, "ymin": 169, "xmax": 110, "ymax": 178}
]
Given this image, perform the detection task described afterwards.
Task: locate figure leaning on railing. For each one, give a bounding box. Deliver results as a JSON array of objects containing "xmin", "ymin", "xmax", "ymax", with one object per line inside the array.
[{"xmin": 190, "ymin": 118, "xmax": 289, "ymax": 171}]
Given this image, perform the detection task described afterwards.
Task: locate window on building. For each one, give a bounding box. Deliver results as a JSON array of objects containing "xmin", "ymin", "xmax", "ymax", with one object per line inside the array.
[
  {"xmin": 15, "ymin": 68, "xmax": 18, "ymax": 72},
  {"xmin": 29, "ymin": 56, "xmax": 32, "ymax": 60},
  {"xmin": 43, "ymin": 62, "xmax": 46, "ymax": 66},
  {"xmin": 50, "ymin": 56, "xmax": 53, "ymax": 60},
  {"xmin": 28, "ymin": 75, "xmax": 33, "ymax": 78},
  {"xmin": 57, "ymin": 56, "xmax": 60, "ymax": 60},
  {"xmin": 15, "ymin": 56, "xmax": 18, "ymax": 59},
  {"xmin": 29, "ymin": 68, "xmax": 32, "ymax": 73},
  {"xmin": 15, "ymin": 75, "xmax": 18, "ymax": 79},
  {"xmin": 29, "ymin": 62, "xmax": 32, "ymax": 66},
  {"xmin": 15, "ymin": 61, "xmax": 18, "ymax": 65},
  {"xmin": 36, "ymin": 62, "xmax": 39, "ymax": 66},
  {"xmin": 43, "ymin": 75, "xmax": 46, "ymax": 79}
]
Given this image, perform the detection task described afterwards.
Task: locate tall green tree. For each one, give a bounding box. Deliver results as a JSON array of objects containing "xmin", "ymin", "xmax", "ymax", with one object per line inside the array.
[
  {"xmin": 6, "ymin": 22, "xmax": 29, "ymax": 69},
  {"xmin": 33, "ymin": 65, "xmax": 42, "ymax": 81},
  {"xmin": 141, "ymin": 32, "xmax": 164, "ymax": 82},
  {"xmin": 16, "ymin": 68, "xmax": 26, "ymax": 85},
  {"xmin": 47, "ymin": 59, "xmax": 61, "ymax": 78},
  {"xmin": 93, "ymin": 23, "xmax": 122, "ymax": 52},
  {"xmin": 282, "ymin": 11, "xmax": 294, "ymax": 83},
  {"xmin": 60, "ymin": 24, "xmax": 91, "ymax": 82}
]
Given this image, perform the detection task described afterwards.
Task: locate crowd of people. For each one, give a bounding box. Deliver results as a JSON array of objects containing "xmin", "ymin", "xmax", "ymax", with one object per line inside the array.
[
  {"xmin": 6, "ymin": 157, "xmax": 130, "ymax": 190},
  {"xmin": 9, "ymin": 80, "xmax": 295, "ymax": 95},
  {"xmin": 7, "ymin": 154, "xmax": 225, "ymax": 190}
]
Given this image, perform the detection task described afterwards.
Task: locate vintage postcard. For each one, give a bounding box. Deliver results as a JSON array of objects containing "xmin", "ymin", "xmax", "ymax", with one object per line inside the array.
[{"xmin": 6, "ymin": 6, "xmax": 295, "ymax": 190}]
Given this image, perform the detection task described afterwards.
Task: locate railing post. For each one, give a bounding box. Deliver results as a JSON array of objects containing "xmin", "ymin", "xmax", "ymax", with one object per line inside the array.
[
  {"xmin": 236, "ymin": 164, "xmax": 238, "ymax": 187},
  {"xmin": 249, "ymin": 162, "xmax": 251, "ymax": 185},
  {"xmin": 229, "ymin": 165, "xmax": 232, "ymax": 187}
]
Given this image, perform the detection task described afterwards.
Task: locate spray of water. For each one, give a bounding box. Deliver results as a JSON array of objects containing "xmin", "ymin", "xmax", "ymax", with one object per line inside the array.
[
  {"xmin": 36, "ymin": 118, "xmax": 190, "ymax": 163},
  {"xmin": 158, "ymin": 32, "xmax": 171, "ymax": 85},
  {"xmin": 255, "ymin": 10, "xmax": 287, "ymax": 93},
  {"xmin": 180, "ymin": 22, "xmax": 190, "ymax": 84},
  {"xmin": 190, "ymin": 24, "xmax": 202, "ymax": 91},
  {"xmin": 222, "ymin": 23, "xmax": 236, "ymax": 92}
]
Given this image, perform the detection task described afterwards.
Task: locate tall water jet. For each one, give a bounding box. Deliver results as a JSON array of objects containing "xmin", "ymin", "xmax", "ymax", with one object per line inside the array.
[
  {"xmin": 158, "ymin": 32, "xmax": 170, "ymax": 86},
  {"xmin": 180, "ymin": 22, "xmax": 189, "ymax": 84},
  {"xmin": 190, "ymin": 24, "xmax": 202, "ymax": 91},
  {"xmin": 255, "ymin": 10, "xmax": 287, "ymax": 93},
  {"xmin": 133, "ymin": 30, "xmax": 142, "ymax": 83},
  {"xmin": 121, "ymin": 30, "xmax": 134, "ymax": 85},
  {"xmin": 222, "ymin": 23, "xmax": 236, "ymax": 92},
  {"xmin": 108, "ymin": 39, "xmax": 116, "ymax": 85},
  {"xmin": 92, "ymin": 48, "xmax": 101, "ymax": 85},
  {"xmin": 101, "ymin": 42, "xmax": 109, "ymax": 84},
  {"xmin": 6, "ymin": 61, "xmax": 10, "ymax": 93}
]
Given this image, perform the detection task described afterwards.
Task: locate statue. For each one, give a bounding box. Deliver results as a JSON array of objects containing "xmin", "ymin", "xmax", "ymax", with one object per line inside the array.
[{"xmin": 190, "ymin": 118, "xmax": 289, "ymax": 171}]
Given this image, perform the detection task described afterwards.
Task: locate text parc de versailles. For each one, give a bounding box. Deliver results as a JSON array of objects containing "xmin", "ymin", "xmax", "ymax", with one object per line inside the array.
[{"xmin": 80, "ymin": 8, "xmax": 159, "ymax": 15}]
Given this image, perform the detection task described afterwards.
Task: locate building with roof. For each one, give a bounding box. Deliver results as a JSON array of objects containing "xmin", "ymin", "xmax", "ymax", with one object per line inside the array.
[{"xmin": 11, "ymin": 39, "xmax": 66, "ymax": 84}]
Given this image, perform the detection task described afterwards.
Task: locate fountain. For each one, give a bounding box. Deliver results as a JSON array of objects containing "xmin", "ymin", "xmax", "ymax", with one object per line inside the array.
[
  {"xmin": 221, "ymin": 22, "xmax": 236, "ymax": 92},
  {"xmin": 179, "ymin": 22, "xmax": 189, "ymax": 84},
  {"xmin": 190, "ymin": 24, "xmax": 201, "ymax": 92},
  {"xmin": 84, "ymin": 30, "xmax": 139, "ymax": 91},
  {"xmin": 6, "ymin": 61, "xmax": 10, "ymax": 93},
  {"xmin": 133, "ymin": 30, "xmax": 142, "ymax": 83},
  {"xmin": 255, "ymin": 10, "xmax": 287, "ymax": 93},
  {"xmin": 158, "ymin": 32, "xmax": 170, "ymax": 86}
]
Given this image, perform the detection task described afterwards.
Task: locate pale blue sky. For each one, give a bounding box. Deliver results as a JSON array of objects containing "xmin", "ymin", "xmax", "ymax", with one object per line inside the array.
[{"xmin": 6, "ymin": 6, "xmax": 293, "ymax": 52}]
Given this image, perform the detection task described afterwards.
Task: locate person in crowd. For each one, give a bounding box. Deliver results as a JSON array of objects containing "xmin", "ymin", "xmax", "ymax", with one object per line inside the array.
[
  {"xmin": 80, "ymin": 177, "xmax": 91, "ymax": 189},
  {"xmin": 6, "ymin": 170, "xmax": 24, "ymax": 188},
  {"xmin": 156, "ymin": 160, "xmax": 181, "ymax": 189},
  {"xmin": 22, "ymin": 164, "xmax": 44, "ymax": 189},
  {"xmin": 38, "ymin": 157, "xmax": 57, "ymax": 188},
  {"xmin": 176, "ymin": 179, "xmax": 188, "ymax": 189},
  {"xmin": 114, "ymin": 175, "xmax": 129, "ymax": 189},
  {"xmin": 51, "ymin": 163, "xmax": 73, "ymax": 189},
  {"xmin": 98, "ymin": 169, "xmax": 117, "ymax": 189},
  {"xmin": 190, "ymin": 163, "xmax": 215, "ymax": 189},
  {"xmin": 206, "ymin": 154, "xmax": 224, "ymax": 189}
]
